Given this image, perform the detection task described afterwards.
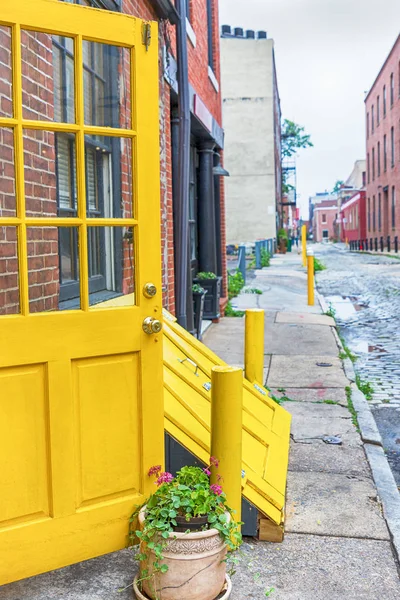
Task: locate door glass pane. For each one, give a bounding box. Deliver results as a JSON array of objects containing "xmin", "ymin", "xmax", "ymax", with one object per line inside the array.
[
  {"xmin": 83, "ymin": 41, "xmax": 131, "ymax": 129},
  {"xmin": 0, "ymin": 128, "xmax": 16, "ymax": 217},
  {"xmin": 27, "ymin": 226, "xmax": 80, "ymax": 312},
  {"xmin": 85, "ymin": 136, "xmax": 133, "ymax": 219},
  {"xmin": 88, "ymin": 226, "xmax": 135, "ymax": 308},
  {"xmin": 24, "ymin": 129, "xmax": 77, "ymax": 217},
  {"xmin": 21, "ymin": 31, "xmax": 75, "ymax": 123},
  {"xmin": 0, "ymin": 227, "xmax": 19, "ymax": 315},
  {"xmin": 0, "ymin": 26, "xmax": 13, "ymax": 118}
]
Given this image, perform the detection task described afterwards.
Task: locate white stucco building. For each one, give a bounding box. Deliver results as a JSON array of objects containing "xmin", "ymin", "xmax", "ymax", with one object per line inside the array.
[{"xmin": 220, "ymin": 26, "xmax": 282, "ymax": 245}]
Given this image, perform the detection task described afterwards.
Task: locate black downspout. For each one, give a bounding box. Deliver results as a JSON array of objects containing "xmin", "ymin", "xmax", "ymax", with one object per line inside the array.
[
  {"xmin": 197, "ymin": 141, "xmax": 217, "ymax": 273},
  {"xmin": 175, "ymin": 0, "xmax": 191, "ymax": 329},
  {"xmin": 213, "ymin": 158, "xmax": 222, "ymax": 280}
]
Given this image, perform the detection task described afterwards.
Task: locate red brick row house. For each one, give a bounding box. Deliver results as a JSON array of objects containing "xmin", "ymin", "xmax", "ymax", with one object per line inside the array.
[
  {"xmin": 0, "ymin": 0, "xmax": 228, "ymax": 331},
  {"xmin": 340, "ymin": 191, "xmax": 367, "ymax": 244},
  {"xmin": 365, "ymin": 34, "xmax": 400, "ymax": 248}
]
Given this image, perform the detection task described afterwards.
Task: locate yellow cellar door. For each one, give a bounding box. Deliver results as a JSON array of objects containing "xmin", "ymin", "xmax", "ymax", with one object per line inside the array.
[{"xmin": 0, "ymin": 0, "xmax": 163, "ymax": 584}]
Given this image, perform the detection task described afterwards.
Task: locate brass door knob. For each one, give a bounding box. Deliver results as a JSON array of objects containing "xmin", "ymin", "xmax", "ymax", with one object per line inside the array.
[
  {"xmin": 142, "ymin": 317, "xmax": 162, "ymax": 335},
  {"xmin": 143, "ymin": 283, "xmax": 157, "ymax": 298}
]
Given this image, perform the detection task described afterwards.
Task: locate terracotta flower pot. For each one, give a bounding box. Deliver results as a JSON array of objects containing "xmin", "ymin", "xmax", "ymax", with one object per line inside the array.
[{"xmin": 137, "ymin": 507, "xmax": 228, "ymax": 600}]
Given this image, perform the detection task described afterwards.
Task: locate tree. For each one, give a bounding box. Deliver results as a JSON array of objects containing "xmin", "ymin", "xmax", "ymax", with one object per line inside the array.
[
  {"xmin": 332, "ymin": 180, "xmax": 344, "ymax": 193},
  {"xmin": 281, "ymin": 119, "xmax": 313, "ymax": 159}
]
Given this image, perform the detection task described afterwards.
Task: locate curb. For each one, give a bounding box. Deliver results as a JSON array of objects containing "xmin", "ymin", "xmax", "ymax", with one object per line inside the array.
[{"xmin": 317, "ymin": 290, "xmax": 400, "ymax": 563}]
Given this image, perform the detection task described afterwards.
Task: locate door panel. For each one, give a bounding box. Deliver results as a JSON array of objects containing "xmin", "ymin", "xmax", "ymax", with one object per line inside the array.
[
  {"xmin": 73, "ymin": 353, "xmax": 140, "ymax": 507},
  {"xmin": 0, "ymin": 0, "xmax": 163, "ymax": 584}
]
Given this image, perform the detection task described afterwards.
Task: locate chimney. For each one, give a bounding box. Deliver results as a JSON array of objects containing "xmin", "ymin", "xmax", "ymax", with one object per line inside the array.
[
  {"xmin": 246, "ymin": 30, "xmax": 255, "ymax": 39},
  {"xmin": 221, "ymin": 24, "xmax": 231, "ymax": 36},
  {"xmin": 234, "ymin": 27, "xmax": 244, "ymax": 37},
  {"xmin": 257, "ymin": 31, "xmax": 267, "ymax": 39}
]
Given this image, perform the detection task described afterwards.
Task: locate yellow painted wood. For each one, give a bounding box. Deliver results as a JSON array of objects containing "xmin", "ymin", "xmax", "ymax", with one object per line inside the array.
[
  {"xmin": 302, "ymin": 224, "xmax": 307, "ymax": 267},
  {"xmin": 307, "ymin": 254, "xmax": 315, "ymax": 306},
  {"xmin": 162, "ymin": 313, "xmax": 291, "ymax": 527},
  {"xmin": 211, "ymin": 366, "xmax": 243, "ymax": 523},
  {"xmin": 244, "ymin": 309, "xmax": 265, "ymax": 384},
  {"xmin": 0, "ymin": 0, "xmax": 163, "ymax": 585}
]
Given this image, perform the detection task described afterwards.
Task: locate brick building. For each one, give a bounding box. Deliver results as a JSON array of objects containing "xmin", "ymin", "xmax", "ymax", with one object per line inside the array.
[
  {"xmin": 340, "ymin": 191, "xmax": 367, "ymax": 244},
  {"xmin": 0, "ymin": 0, "xmax": 227, "ymax": 331},
  {"xmin": 365, "ymin": 34, "xmax": 400, "ymax": 248},
  {"xmin": 312, "ymin": 199, "xmax": 338, "ymax": 242}
]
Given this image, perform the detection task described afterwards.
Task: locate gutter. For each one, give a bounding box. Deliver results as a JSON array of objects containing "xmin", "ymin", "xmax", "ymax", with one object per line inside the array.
[{"xmin": 150, "ymin": 0, "xmax": 180, "ymax": 24}]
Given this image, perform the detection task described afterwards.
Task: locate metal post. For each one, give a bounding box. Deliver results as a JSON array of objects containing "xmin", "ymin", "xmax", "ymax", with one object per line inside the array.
[
  {"xmin": 301, "ymin": 225, "xmax": 307, "ymax": 267},
  {"xmin": 395, "ymin": 236, "xmax": 398, "ymax": 253},
  {"xmin": 307, "ymin": 251, "xmax": 314, "ymax": 306},
  {"xmin": 245, "ymin": 309, "xmax": 264, "ymax": 385},
  {"xmin": 211, "ymin": 366, "xmax": 243, "ymax": 524},
  {"xmin": 388, "ymin": 236, "xmax": 391, "ymax": 252},
  {"xmin": 370, "ymin": 238, "xmax": 372, "ymax": 251},
  {"xmin": 375, "ymin": 238, "xmax": 378, "ymax": 251},
  {"xmin": 238, "ymin": 244, "xmax": 246, "ymax": 285},
  {"xmin": 175, "ymin": 0, "xmax": 191, "ymax": 329},
  {"xmin": 380, "ymin": 236, "xmax": 384, "ymax": 252},
  {"xmin": 255, "ymin": 241, "xmax": 261, "ymax": 269}
]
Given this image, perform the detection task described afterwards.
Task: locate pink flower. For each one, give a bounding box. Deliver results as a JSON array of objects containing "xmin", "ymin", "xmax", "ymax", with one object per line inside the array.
[
  {"xmin": 217, "ymin": 474, "xmax": 223, "ymax": 483},
  {"xmin": 210, "ymin": 456, "xmax": 220, "ymax": 468},
  {"xmin": 148, "ymin": 465, "xmax": 162, "ymax": 477},
  {"xmin": 203, "ymin": 467, "xmax": 211, "ymax": 476},
  {"xmin": 210, "ymin": 484, "xmax": 223, "ymax": 496},
  {"xmin": 156, "ymin": 472, "xmax": 174, "ymax": 486}
]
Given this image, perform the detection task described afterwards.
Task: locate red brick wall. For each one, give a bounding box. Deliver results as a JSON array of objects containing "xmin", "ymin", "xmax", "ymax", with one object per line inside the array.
[
  {"xmin": 366, "ymin": 35, "xmax": 400, "ymax": 244},
  {"xmin": 0, "ymin": 0, "xmax": 225, "ymax": 316},
  {"xmin": 341, "ymin": 192, "xmax": 367, "ymax": 242}
]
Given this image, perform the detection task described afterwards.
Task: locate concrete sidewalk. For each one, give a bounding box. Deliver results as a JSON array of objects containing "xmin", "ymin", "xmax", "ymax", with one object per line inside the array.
[
  {"xmin": 203, "ymin": 251, "xmax": 400, "ymax": 600},
  {"xmin": 2, "ymin": 251, "xmax": 400, "ymax": 600}
]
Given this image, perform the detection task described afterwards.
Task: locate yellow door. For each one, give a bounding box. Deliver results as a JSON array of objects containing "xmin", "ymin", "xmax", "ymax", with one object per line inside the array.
[{"xmin": 0, "ymin": 0, "xmax": 163, "ymax": 584}]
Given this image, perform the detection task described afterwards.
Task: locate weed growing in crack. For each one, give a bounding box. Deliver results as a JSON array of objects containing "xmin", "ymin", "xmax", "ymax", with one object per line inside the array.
[
  {"xmin": 345, "ymin": 385, "xmax": 360, "ymax": 432},
  {"xmin": 355, "ymin": 375, "xmax": 374, "ymax": 401}
]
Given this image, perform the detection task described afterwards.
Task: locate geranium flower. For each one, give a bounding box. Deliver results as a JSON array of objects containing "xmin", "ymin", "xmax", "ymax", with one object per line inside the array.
[
  {"xmin": 203, "ymin": 467, "xmax": 211, "ymax": 476},
  {"xmin": 156, "ymin": 472, "xmax": 174, "ymax": 486},
  {"xmin": 148, "ymin": 465, "xmax": 162, "ymax": 477},
  {"xmin": 210, "ymin": 484, "xmax": 223, "ymax": 496},
  {"xmin": 210, "ymin": 456, "xmax": 220, "ymax": 468}
]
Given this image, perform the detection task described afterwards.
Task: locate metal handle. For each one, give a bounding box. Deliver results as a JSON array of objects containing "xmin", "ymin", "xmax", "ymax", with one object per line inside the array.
[
  {"xmin": 142, "ymin": 317, "xmax": 162, "ymax": 335},
  {"xmin": 143, "ymin": 283, "xmax": 157, "ymax": 298},
  {"xmin": 178, "ymin": 357, "xmax": 199, "ymax": 376}
]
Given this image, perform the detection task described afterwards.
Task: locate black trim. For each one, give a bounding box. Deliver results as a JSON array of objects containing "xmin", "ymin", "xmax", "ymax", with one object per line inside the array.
[
  {"xmin": 206, "ymin": 0, "xmax": 214, "ymax": 68},
  {"xmin": 150, "ymin": 0, "xmax": 180, "ymax": 24}
]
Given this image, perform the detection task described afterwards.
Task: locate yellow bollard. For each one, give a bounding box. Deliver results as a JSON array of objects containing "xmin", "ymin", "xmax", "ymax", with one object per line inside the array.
[
  {"xmin": 245, "ymin": 309, "xmax": 265, "ymax": 384},
  {"xmin": 307, "ymin": 253, "xmax": 315, "ymax": 306},
  {"xmin": 302, "ymin": 224, "xmax": 307, "ymax": 267},
  {"xmin": 210, "ymin": 366, "xmax": 243, "ymax": 524}
]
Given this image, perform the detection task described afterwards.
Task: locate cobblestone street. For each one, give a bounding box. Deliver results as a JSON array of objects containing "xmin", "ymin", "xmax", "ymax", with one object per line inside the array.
[{"xmin": 315, "ymin": 243, "xmax": 400, "ymax": 485}]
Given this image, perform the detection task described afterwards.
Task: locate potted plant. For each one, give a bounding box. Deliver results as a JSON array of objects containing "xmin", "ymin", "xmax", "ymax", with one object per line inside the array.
[
  {"xmin": 131, "ymin": 460, "xmax": 242, "ymax": 600},
  {"xmin": 193, "ymin": 272, "xmax": 222, "ymax": 320},
  {"xmin": 277, "ymin": 229, "xmax": 288, "ymax": 254},
  {"xmin": 192, "ymin": 283, "xmax": 207, "ymax": 340}
]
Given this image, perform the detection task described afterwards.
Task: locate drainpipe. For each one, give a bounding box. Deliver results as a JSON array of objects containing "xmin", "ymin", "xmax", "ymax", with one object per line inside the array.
[{"xmin": 174, "ymin": 0, "xmax": 191, "ymax": 329}]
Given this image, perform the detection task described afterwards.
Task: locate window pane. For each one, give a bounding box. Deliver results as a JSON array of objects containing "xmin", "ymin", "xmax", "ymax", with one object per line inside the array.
[
  {"xmin": 83, "ymin": 42, "xmax": 131, "ymax": 129},
  {"xmin": 22, "ymin": 31, "xmax": 75, "ymax": 123},
  {"xmin": 24, "ymin": 129, "xmax": 77, "ymax": 217},
  {"xmin": 0, "ymin": 227, "xmax": 19, "ymax": 315},
  {"xmin": 0, "ymin": 128, "xmax": 16, "ymax": 217},
  {"xmin": 27, "ymin": 226, "xmax": 80, "ymax": 312},
  {"xmin": 86, "ymin": 136, "xmax": 134, "ymax": 219},
  {"xmin": 0, "ymin": 26, "xmax": 13, "ymax": 118},
  {"xmin": 88, "ymin": 226, "xmax": 136, "ymax": 308}
]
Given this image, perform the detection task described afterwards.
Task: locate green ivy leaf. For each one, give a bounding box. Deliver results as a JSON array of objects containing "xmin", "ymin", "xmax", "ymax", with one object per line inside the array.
[{"xmin": 160, "ymin": 564, "xmax": 169, "ymax": 573}]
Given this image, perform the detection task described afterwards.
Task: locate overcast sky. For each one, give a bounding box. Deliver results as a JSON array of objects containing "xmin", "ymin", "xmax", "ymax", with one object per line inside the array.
[{"xmin": 219, "ymin": 0, "xmax": 400, "ymax": 218}]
